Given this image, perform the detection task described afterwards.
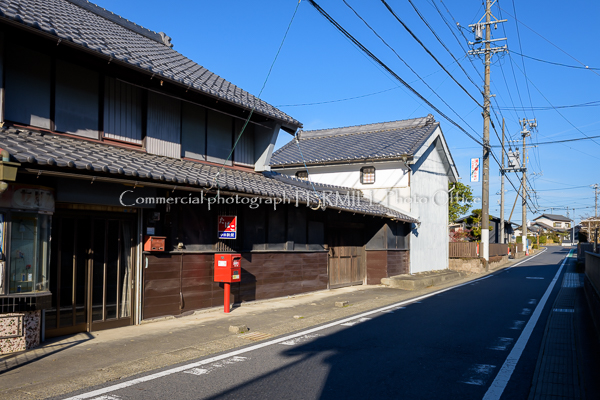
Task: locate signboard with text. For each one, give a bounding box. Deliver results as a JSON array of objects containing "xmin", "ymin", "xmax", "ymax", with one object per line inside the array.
[
  {"xmin": 470, "ymin": 158, "xmax": 480, "ymax": 182},
  {"xmin": 218, "ymin": 216, "xmax": 237, "ymax": 240}
]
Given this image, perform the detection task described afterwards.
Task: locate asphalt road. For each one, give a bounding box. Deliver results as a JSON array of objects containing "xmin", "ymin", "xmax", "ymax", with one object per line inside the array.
[{"xmin": 58, "ymin": 247, "xmax": 572, "ymax": 400}]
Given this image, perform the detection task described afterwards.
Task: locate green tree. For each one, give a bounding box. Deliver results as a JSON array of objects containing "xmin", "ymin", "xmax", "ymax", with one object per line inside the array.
[
  {"xmin": 448, "ymin": 182, "xmax": 474, "ymax": 223},
  {"xmin": 465, "ymin": 208, "xmax": 494, "ymax": 241}
]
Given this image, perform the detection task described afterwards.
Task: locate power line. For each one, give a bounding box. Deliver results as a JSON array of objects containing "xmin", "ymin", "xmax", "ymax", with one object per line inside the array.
[
  {"xmin": 379, "ymin": 0, "xmax": 483, "ymax": 108},
  {"xmin": 307, "ymin": 0, "xmax": 536, "ymax": 214},
  {"xmin": 509, "ymin": 0, "xmax": 536, "ymax": 120},
  {"xmin": 498, "ymin": 5, "xmax": 600, "ymax": 78},
  {"xmin": 212, "ymin": 0, "xmax": 301, "ymax": 188},
  {"xmin": 509, "ymin": 55, "xmax": 600, "ymax": 149},
  {"xmin": 498, "ymin": 100, "xmax": 600, "ymax": 111},
  {"xmin": 406, "ymin": 0, "xmax": 481, "ymax": 92},
  {"xmin": 341, "ymin": 0, "xmax": 480, "ymax": 136},
  {"xmin": 508, "ymin": 50, "xmax": 600, "ymax": 70},
  {"xmin": 306, "ymin": 0, "xmax": 484, "ymax": 146}
]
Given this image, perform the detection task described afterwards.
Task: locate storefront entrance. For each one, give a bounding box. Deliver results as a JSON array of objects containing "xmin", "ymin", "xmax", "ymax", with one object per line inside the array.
[{"xmin": 46, "ymin": 210, "xmax": 136, "ymax": 337}]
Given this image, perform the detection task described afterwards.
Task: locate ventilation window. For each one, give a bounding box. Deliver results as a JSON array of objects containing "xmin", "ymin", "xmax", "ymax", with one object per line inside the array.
[
  {"xmin": 361, "ymin": 167, "xmax": 375, "ymax": 184},
  {"xmin": 296, "ymin": 171, "xmax": 309, "ymax": 181}
]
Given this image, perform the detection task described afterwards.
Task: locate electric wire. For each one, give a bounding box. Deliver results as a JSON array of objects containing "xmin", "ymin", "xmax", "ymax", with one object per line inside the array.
[
  {"xmin": 307, "ymin": 0, "xmax": 536, "ymax": 213},
  {"xmin": 379, "ymin": 0, "xmax": 483, "ymax": 108},
  {"xmin": 508, "ymin": 50, "xmax": 600, "ymax": 70},
  {"xmin": 306, "ymin": 0, "xmax": 484, "ymax": 146},
  {"xmin": 498, "ymin": 5, "xmax": 600, "ymax": 78},
  {"xmin": 341, "ymin": 0, "xmax": 480, "ymax": 136},
  {"xmin": 211, "ymin": 0, "xmax": 301, "ymax": 189},
  {"xmin": 406, "ymin": 0, "xmax": 481, "ymax": 92},
  {"xmin": 509, "ymin": 55, "xmax": 600, "ymax": 149}
]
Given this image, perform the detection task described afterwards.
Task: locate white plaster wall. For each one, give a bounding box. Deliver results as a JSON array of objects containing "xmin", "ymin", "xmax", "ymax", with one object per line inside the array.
[
  {"xmin": 410, "ymin": 141, "xmax": 449, "ymax": 273},
  {"xmin": 274, "ymin": 161, "xmax": 412, "ymax": 214}
]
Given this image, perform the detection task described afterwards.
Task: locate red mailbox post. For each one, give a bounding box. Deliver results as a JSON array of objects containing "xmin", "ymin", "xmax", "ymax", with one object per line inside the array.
[{"xmin": 214, "ymin": 254, "xmax": 241, "ymax": 313}]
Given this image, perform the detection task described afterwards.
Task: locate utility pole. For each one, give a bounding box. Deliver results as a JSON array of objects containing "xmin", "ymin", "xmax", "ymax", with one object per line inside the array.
[
  {"xmin": 468, "ymin": 1, "xmax": 506, "ymax": 261},
  {"xmin": 593, "ymin": 183, "xmax": 599, "ymax": 217},
  {"xmin": 500, "ymin": 118, "xmax": 505, "ymax": 244},
  {"xmin": 520, "ymin": 118, "xmax": 537, "ymax": 254}
]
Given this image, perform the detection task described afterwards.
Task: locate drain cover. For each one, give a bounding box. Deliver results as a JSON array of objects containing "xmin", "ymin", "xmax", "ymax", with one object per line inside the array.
[{"xmin": 238, "ymin": 332, "xmax": 273, "ymax": 341}]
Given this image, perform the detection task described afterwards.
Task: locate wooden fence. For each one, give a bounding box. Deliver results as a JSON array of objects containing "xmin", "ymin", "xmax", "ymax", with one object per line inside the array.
[
  {"xmin": 490, "ymin": 244, "xmax": 509, "ymax": 257},
  {"xmin": 449, "ymin": 242, "xmax": 510, "ymax": 258},
  {"xmin": 449, "ymin": 242, "xmax": 479, "ymax": 258}
]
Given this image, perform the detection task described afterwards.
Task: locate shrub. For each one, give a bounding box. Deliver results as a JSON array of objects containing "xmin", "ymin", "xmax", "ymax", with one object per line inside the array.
[
  {"xmin": 489, "ymin": 255, "xmax": 503, "ymax": 263},
  {"xmin": 533, "ymin": 244, "xmax": 539, "ymax": 250},
  {"xmin": 539, "ymin": 236, "xmax": 547, "ymax": 244},
  {"xmin": 516, "ymin": 236, "xmax": 522, "ymax": 243}
]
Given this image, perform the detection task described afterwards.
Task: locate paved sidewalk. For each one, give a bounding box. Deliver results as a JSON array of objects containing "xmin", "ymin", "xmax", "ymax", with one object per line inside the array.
[{"xmin": 528, "ymin": 250, "xmax": 600, "ymax": 400}]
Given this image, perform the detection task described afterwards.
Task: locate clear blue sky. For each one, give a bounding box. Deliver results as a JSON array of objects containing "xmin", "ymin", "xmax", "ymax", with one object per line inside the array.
[{"xmin": 93, "ymin": 0, "xmax": 600, "ymax": 225}]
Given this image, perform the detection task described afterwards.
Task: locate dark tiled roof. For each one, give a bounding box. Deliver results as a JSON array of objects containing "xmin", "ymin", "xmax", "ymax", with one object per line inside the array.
[
  {"xmin": 271, "ymin": 115, "xmax": 437, "ymax": 167},
  {"xmin": 0, "ymin": 128, "xmax": 417, "ymax": 222},
  {"xmin": 0, "ymin": 0, "xmax": 301, "ymax": 128},
  {"xmin": 455, "ymin": 213, "xmax": 516, "ymax": 226},
  {"xmin": 534, "ymin": 214, "xmax": 571, "ymax": 222}
]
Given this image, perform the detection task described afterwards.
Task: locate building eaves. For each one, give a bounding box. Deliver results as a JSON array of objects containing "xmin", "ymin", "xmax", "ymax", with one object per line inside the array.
[
  {"xmin": 0, "ymin": 128, "xmax": 416, "ymax": 223},
  {"xmin": 0, "ymin": 0, "xmax": 302, "ymax": 129}
]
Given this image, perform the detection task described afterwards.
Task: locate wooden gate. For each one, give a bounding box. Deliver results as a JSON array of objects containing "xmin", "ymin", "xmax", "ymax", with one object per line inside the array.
[{"xmin": 327, "ymin": 227, "xmax": 365, "ymax": 289}]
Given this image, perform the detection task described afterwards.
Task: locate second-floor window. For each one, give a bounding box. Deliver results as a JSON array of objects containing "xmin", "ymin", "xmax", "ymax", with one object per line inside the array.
[
  {"xmin": 296, "ymin": 171, "xmax": 308, "ymax": 181},
  {"xmin": 361, "ymin": 167, "xmax": 375, "ymax": 184},
  {"xmin": 553, "ymin": 222, "xmax": 561, "ymax": 227}
]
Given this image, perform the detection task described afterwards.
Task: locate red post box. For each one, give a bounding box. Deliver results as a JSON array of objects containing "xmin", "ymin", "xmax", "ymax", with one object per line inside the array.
[{"xmin": 214, "ymin": 254, "xmax": 241, "ymax": 313}]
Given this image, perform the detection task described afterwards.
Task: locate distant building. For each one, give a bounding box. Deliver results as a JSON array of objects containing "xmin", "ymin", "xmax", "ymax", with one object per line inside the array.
[
  {"xmin": 453, "ymin": 214, "xmax": 516, "ymax": 244},
  {"xmin": 533, "ymin": 214, "xmax": 572, "ymax": 230}
]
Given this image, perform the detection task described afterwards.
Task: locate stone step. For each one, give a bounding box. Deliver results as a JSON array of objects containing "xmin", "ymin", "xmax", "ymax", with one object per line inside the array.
[{"xmin": 381, "ymin": 270, "xmax": 465, "ymax": 290}]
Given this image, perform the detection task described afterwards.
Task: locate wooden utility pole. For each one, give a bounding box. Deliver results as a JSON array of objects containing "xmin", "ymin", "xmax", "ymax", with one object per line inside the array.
[
  {"xmin": 521, "ymin": 121, "xmax": 528, "ymax": 253},
  {"xmin": 468, "ymin": 0, "xmax": 506, "ymax": 260},
  {"xmin": 593, "ymin": 183, "xmax": 599, "ymax": 217},
  {"xmin": 520, "ymin": 118, "xmax": 537, "ymax": 254},
  {"xmin": 500, "ymin": 118, "xmax": 505, "ymax": 244}
]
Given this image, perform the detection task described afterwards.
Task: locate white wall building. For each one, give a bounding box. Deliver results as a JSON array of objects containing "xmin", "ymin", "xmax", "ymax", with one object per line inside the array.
[{"xmin": 271, "ymin": 115, "xmax": 459, "ymax": 273}]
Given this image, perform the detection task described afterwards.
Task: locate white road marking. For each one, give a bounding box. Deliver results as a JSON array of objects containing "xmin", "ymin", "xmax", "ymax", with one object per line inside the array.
[
  {"xmin": 528, "ymin": 299, "xmax": 537, "ymax": 305},
  {"xmin": 64, "ymin": 249, "xmax": 549, "ymax": 400},
  {"xmin": 483, "ymin": 249, "xmax": 573, "ymax": 400},
  {"xmin": 553, "ymin": 308, "xmax": 574, "ymax": 313},
  {"xmin": 526, "ymin": 277, "xmax": 544, "ymax": 280},
  {"xmin": 341, "ymin": 317, "xmax": 371, "ymax": 326},
  {"xmin": 461, "ymin": 364, "xmax": 496, "ymax": 386},
  {"xmin": 90, "ymin": 396, "xmax": 122, "ymax": 400},
  {"xmin": 509, "ymin": 320, "xmax": 525, "ymax": 330},
  {"xmin": 280, "ymin": 334, "xmax": 320, "ymax": 346},
  {"xmin": 184, "ymin": 356, "xmax": 248, "ymax": 376},
  {"xmin": 488, "ymin": 337, "xmax": 514, "ymax": 351},
  {"xmin": 520, "ymin": 308, "xmax": 532, "ymax": 316}
]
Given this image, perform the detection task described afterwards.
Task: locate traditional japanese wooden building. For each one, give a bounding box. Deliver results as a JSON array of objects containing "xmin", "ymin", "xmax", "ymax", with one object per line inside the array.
[{"xmin": 0, "ymin": 0, "xmax": 416, "ymax": 350}]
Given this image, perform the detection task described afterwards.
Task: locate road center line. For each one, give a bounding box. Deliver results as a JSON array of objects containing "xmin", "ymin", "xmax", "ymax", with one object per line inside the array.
[
  {"xmin": 64, "ymin": 248, "xmax": 549, "ymax": 400},
  {"xmin": 482, "ymin": 249, "xmax": 573, "ymax": 400}
]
